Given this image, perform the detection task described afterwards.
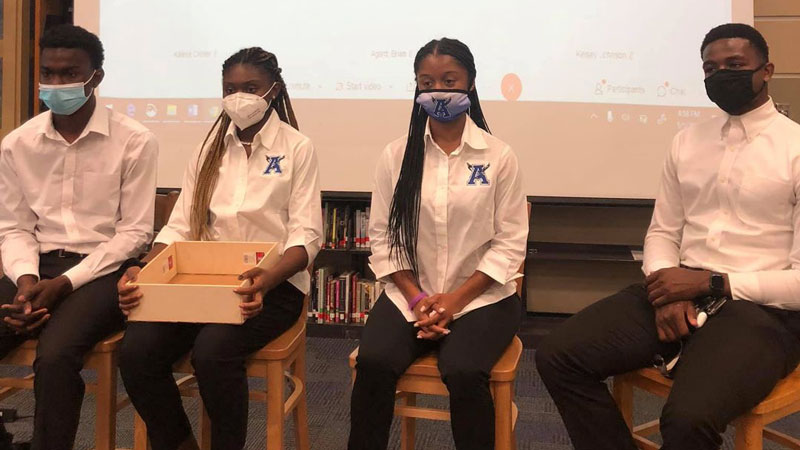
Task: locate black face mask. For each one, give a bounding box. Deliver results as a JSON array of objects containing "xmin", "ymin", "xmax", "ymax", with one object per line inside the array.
[{"xmin": 704, "ymin": 64, "xmax": 766, "ymax": 115}]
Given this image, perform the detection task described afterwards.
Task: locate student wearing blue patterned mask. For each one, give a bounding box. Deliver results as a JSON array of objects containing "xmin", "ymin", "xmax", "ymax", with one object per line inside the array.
[
  {"xmin": 348, "ymin": 38, "xmax": 528, "ymax": 450},
  {"xmin": 0, "ymin": 25, "xmax": 158, "ymax": 450}
]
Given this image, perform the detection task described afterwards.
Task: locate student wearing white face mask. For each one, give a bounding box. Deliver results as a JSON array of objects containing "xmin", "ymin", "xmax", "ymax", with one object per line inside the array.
[
  {"xmin": 117, "ymin": 47, "xmax": 322, "ymax": 450},
  {"xmin": 0, "ymin": 25, "xmax": 158, "ymax": 450}
]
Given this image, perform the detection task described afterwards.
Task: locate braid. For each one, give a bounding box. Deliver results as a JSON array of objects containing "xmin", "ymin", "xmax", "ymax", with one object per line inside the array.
[{"xmin": 387, "ymin": 37, "xmax": 490, "ymax": 279}]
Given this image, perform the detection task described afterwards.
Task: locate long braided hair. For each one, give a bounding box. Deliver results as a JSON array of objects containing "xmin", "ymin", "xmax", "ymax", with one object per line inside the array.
[
  {"xmin": 189, "ymin": 47, "xmax": 298, "ymax": 240},
  {"xmin": 387, "ymin": 38, "xmax": 490, "ymax": 278}
]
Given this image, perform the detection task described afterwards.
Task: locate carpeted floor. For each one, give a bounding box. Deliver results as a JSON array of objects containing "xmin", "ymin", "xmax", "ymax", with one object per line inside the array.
[{"xmin": 0, "ymin": 337, "xmax": 796, "ymax": 449}]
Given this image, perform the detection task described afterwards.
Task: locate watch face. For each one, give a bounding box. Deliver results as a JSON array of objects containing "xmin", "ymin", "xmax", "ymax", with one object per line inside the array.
[{"xmin": 711, "ymin": 274, "xmax": 725, "ymax": 290}]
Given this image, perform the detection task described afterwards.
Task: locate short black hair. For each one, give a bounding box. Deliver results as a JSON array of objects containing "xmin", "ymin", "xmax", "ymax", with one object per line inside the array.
[
  {"xmin": 701, "ymin": 23, "xmax": 769, "ymax": 63},
  {"xmin": 39, "ymin": 24, "xmax": 104, "ymax": 69}
]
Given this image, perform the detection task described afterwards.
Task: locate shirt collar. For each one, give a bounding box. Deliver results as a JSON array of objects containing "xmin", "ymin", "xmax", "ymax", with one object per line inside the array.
[
  {"xmin": 37, "ymin": 103, "xmax": 111, "ymax": 142},
  {"xmin": 224, "ymin": 109, "xmax": 281, "ymax": 150},
  {"xmin": 424, "ymin": 115, "xmax": 489, "ymax": 155},
  {"xmin": 722, "ymin": 97, "xmax": 778, "ymax": 142}
]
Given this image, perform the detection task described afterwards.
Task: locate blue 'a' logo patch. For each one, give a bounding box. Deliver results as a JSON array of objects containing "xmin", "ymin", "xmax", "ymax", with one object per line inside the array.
[
  {"xmin": 466, "ymin": 162, "xmax": 490, "ymax": 186},
  {"xmin": 432, "ymin": 98, "xmax": 452, "ymax": 119},
  {"xmin": 264, "ymin": 155, "xmax": 285, "ymax": 175}
]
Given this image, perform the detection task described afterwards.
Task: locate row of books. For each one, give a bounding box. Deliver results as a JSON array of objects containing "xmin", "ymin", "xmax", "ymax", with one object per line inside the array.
[
  {"xmin": 322, "ymin": 203, "xmax": 371, "ymax": 250},
  {"xmin": 309, "ymin": 267, "xmax": 384, "ymax": 324}
]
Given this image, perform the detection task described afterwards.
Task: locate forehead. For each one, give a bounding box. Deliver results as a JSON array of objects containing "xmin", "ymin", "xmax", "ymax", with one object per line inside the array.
[
  {"xmin": 40, "ymin": 47, "xmax": 92, "ymax": 69},
  {"xmin": 702, "ymin": 37, "xmax": 759, "ymax": 62},
  {"xmin": 416, "ymin": 54, "xmax": 467, "ymax": 76},
  {"xmin": 223, "ymin": 63, "xmax": 273, "ymax": 83}
]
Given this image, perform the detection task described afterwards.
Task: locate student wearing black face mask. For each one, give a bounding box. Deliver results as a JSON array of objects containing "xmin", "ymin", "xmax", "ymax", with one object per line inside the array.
[{"xmin": 536, "ymin": 23, "xmax": 800, "ymax": 450}]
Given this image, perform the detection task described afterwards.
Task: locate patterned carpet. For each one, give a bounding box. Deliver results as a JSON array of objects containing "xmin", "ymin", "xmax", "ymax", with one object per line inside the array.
[{"xmin": 0, "ymin": 337, "xmax": 796, "ymax": 449}]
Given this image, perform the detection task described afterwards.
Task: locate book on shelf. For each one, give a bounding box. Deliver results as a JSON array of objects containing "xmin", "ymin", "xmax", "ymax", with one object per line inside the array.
[
  {"xmin": 309, "ymin": 266, "xmax": 384, "ymax": 324},
  {"xmin": 322, "ymin": 203, "xmax": 371, "ymax": 250}
]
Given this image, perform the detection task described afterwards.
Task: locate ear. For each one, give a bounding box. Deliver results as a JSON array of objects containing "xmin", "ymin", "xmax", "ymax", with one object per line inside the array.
[
  {"xmin": 763, "ymin": 62, "xmax": 775, "ymax": 82},
  {"xmin": 269, "ymin": 81, "xmax": 283, "ymax": 102},
  {"xmin": 91, "ymin": 68, "xmax": 105, "ymax": 88}
]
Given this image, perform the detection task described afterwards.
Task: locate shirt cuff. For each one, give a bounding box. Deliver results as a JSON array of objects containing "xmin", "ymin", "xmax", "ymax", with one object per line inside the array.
[
  {"xmin": 6, "ymin": 262, "xmax": 40, "ymax": 286},
  {"xmin": 284, "ymin": 231, "xmax": 320, "ymax": 264},
  {"xmin": 642, "ymin": 260, "xmax": 678, "ymax": 276},
  {"xmin": 154, "ymin": 227, "xmax": 184, "ymax": 247},
  {"xmin": 62, "ymin": 264, "xmax": 93, "ymax": 291},
  {"xmin": 369, "ymin": 257, "xmax": 409, "ymax": 283},
  {"xmin": 476, "ymin": 250, "xmax": 521, "ymax": 286},
  {"xmin": 728, "ymin": 272, "xmax": 762, "ymax": 302}
]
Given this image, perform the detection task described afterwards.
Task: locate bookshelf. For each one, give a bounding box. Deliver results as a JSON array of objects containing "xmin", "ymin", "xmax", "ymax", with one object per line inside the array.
[{"xmin": 308, "ymin": 191, "xmax": 378, "ymax": 338}]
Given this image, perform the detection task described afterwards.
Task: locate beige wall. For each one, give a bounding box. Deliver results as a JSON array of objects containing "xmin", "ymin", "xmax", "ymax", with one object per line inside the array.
[{"xmin": 755, "ymin": 0, "xmax": 800, "ymax": 122}]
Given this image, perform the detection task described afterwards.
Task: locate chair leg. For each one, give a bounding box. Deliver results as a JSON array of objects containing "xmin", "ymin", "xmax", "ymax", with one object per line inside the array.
[
  {"xmin": 400, "ymin": 393, "xmax": 416, "ymax": 450},
  {"xmin": 198, "ymin": 398, "xmax": 212, "ymax": 450},
  {"xmin": 612, "ymin": 376, "xmax": 634, "ymax": 430},
  {"xmin": 133, "ymin": 411, "xmax": 150, "ymax": 450},
  {"xmin": 94, "ymin": 353, "xmax": 117, "ymax": 450},
  {"xmin": 266, "ymin": 360, "xmax": 285, "ymax": 450},
  {"xmin": 493, "ymin": 380, "xmax": 514, "ymax": 450},
  {"xmin": 292, "ymin": 338, "xmax": 310, "ymax": 450},
  {"xmin": 734, "ymin": 416, "xmax": 764, "ymax": 450}
]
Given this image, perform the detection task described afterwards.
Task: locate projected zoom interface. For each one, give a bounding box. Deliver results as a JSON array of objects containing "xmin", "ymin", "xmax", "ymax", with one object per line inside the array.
[{"xmin": 97, "ymin": 0, "xmax": 730, "ymax": 107}]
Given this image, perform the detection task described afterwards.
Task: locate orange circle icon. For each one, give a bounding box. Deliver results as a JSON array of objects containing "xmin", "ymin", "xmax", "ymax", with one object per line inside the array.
[{"xmin": 501, "ymin": 73, "xmax": 522, "ymax": 101}]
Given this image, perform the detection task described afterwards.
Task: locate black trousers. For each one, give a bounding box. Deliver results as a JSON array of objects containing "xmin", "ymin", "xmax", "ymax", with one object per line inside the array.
[
  {"xmin": 348, "ymin": 293, "xmax": 522, "ymax": 450},
  {"xmin": 0, "ymin": 253, "xmax": 125, "ymax": 450},
  {"xmin": 119, "ymin": 280, "xmax": 304, "ymax": 450},
  {"xmin": 536, "ymin": 283, "xmax": 800, "ymax": 450}
]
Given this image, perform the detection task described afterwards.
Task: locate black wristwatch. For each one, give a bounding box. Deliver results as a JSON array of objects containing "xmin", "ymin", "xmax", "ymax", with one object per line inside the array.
[{"xmin": 709, "ymin": 272, "xmax": 725, "ymax": 298}]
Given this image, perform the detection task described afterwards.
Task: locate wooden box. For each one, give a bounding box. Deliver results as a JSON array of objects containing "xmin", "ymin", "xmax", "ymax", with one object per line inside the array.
[{"xmin": 128, "ymin": 241, "xmax": 279, "ymax": 324}]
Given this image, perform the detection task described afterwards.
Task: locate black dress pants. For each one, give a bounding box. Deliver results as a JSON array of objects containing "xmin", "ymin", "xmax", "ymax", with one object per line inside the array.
[
  {"xmin": 0, "ymin": 253, "xmax": 125, "ymax": 450},
  {"xmin": 536, "ymin": 283, "xmax": 800, "ymax": 450},
  {"xmin": 119, "ymin": 280, "xmax": 303, "ymax": 450},
  {"xmin": 348, "ymin": 293, "xmax": 522, "ymax": 450}
]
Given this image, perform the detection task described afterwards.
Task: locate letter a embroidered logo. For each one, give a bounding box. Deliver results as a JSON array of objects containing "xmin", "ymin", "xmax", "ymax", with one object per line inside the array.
[
  {"xmin": 264, "ymin": 156, "xmax": 285, "ymax": 175},
  {"xmin": 432, "ymin": 98, "xmax": 452, "ymax": 119},
  {"xmin": 466, "ymin": 162, "xmax": 491, "ymax": 186}
]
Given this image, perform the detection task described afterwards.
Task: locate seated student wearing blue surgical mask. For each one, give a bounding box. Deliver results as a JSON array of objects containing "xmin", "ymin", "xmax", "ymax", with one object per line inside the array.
[
  {"xmin": 0, "ymin": 25, "xmax": 158, "ymax": 450},
  {"xmin": 116, "ymin": 47, "xmax": 322, "ymax": 450},
  {"xmin": 347, "ymin": 38, "xmax": 528, "ymax": 450}
]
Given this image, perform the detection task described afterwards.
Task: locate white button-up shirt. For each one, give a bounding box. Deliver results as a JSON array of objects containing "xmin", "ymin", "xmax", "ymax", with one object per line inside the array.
[
  {"xmin": 0, "ymin": 105, "xmax": 158, "ymax": 289},
  {"xmin": 155, "ymin": 110, "xmax": 322, "ymax": 294},
  {"xmin": 644, "ymin": 99, "xmax": 800, "ymax": 309},
  {"xmin": 369, "ymin": 117, "xmax": 528, "ymax": 321}
]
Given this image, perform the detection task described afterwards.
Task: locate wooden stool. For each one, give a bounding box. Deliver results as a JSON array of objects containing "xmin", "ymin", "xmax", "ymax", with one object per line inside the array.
[
  {"xmin": 132, "ymin": 307, "xmax": 310, "ymax": 450},
  {"xmin": 0, "ymin": 332, "xmax": 125, "ymax": 450},
  {"xmin": 612, "ymin": 367, "xmax": 800, "ymax": 450},
  {"xmin": 348, "ymin": 336, "xmax": 523, "ymax": 450}
]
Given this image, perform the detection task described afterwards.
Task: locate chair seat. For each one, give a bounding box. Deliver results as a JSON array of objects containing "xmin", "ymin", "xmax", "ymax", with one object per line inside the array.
[
  {"xmin": 254, "ymin": 315, "xmax": 306, "ymax": 360},
  {"xmin": 12, "ymin": 331, "xmax": 123, "ymax": 353},
  {"xmin": 349, "ymin": 336, "xmax": 523, "ymax": 382},
  {"xmin": 626, "ymin": 366, "xmax": 800, "ymax": 416}
]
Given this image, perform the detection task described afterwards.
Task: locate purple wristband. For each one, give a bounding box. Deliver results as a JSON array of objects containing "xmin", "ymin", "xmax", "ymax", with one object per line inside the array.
[{"xmin": 408, "ymin": 291, "xmax": 428, "ymax": 311}]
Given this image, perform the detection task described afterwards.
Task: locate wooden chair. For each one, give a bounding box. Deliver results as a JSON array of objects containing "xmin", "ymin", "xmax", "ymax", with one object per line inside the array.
[
  {"xmin": 0, "ymin": 332, "xmax": 126, "ymax": 450},
  {"xmin": 347, "ymin": 202, "xmax": 531, "ymax": 450},
  {"xmin": 154, "ymin": 190, "xmax": 180, "ymax": 233},
  {"xmin": 613, "ymin": 366, "xmax": 800, "ymax": 450},
  {"xmin": 132, "ymin": 298, "xmax": 311, "ymax": 450}
]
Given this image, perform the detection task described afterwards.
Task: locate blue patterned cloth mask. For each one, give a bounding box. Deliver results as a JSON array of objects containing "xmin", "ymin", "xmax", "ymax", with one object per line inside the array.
[{"xmin": 415, "ymin": 89, "xmax": 471, "ymax": 122}]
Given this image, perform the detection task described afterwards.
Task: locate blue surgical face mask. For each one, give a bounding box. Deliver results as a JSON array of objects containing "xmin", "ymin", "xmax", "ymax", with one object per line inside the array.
[
  {"xmin": 39, "ymin": 71, "xmax": 97, "ymax": 115},
  {"xmin": 415, "ymin": 89, "xmax": 471, "ymax": 122}
]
